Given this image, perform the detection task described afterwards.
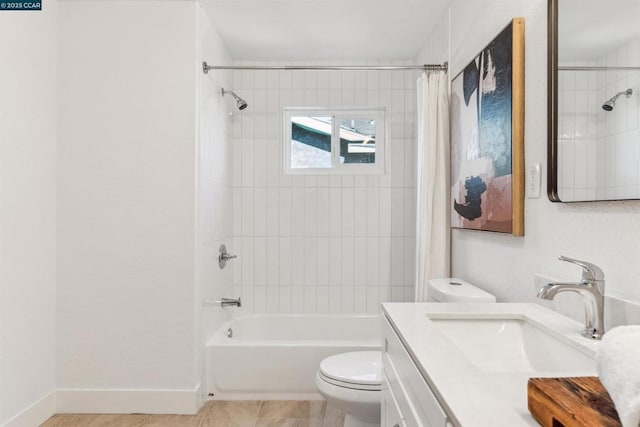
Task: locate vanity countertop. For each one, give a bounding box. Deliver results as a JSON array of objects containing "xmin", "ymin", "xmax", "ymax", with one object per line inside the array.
[{"xmin": 382, "ymin": 302, "xmax": 600, "ymax": 427}]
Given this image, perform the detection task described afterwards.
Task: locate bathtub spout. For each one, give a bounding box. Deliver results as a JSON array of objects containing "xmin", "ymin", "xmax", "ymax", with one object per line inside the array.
[
  {"xmin": 216, "ymin": 297, "xmax": 242, "ymax": 307},
  {"xmin": 203, "ymin": 297, "xmax": 242, "ymax": 307}
]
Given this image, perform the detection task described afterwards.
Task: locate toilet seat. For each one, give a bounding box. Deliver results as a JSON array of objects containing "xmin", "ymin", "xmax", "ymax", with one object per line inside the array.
[{"xmin": 319, "ymin": 351, "xmax": 381, "ymax": 391}]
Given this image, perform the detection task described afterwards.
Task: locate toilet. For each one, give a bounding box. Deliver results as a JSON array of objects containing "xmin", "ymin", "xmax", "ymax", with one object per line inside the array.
[{"xmin": 314, "ymin": 278, "xmax": 496, "ymax": 427}]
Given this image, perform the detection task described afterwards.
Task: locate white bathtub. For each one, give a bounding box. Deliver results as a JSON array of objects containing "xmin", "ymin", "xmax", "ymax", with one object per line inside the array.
[{"xmin": 206, "ymin": 313, "xmax": 381, "ymax": 400}]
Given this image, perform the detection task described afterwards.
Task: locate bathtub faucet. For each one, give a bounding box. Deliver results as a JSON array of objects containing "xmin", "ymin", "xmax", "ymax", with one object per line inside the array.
[
  {"xmin": 216, "ymin": 297, "xmax": 242, "ymax": 308},
  {"xmin": 203, "ymin": 297, "xmax": 242, "ymax": 307},
  {"xmin": 537, "ymin": 255, "xmax": 605, "ymax": 340}
]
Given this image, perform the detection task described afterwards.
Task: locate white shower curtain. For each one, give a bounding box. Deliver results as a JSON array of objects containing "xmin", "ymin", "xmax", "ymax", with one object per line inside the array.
[{"xmin": 414, "ymin": 71, "xmax": 451, "ymax": 302}]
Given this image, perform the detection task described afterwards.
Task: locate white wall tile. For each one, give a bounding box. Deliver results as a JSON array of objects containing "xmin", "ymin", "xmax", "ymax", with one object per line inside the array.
[
  {"xmin": 304, "ymin": 188, "xmax": 318, "ymax": 236},
  {"xmin": 390, "ymin": 189, "xmax": 405, "ymax": 236},
  {"xmin": 241, "ymin": 237, "xmax": 254, "ymax": 285},
  {"xmin": 317, "ymin": 286, "xmax": 329, "ymax": 313},
  {"xmin": 304, "ymin": 237, "xmax": 318, "ymax": 286},
  {"xmin": 253, "ymin": 141, "xmax": 267, "ymax": 187},
  {"xmin": 278, "ymin": 188, "xmax": 292, "ymax": 237},
  {"xmin": 266, "ymin": 188, "xmax": 279, "ymax": 236},
  {"xmin": 341, "ymin": 287, "xmax": 355, "ymax": 313},
  {"xmin": 291, "ymin": 187, "xmax": 305, "ymax": 237},
  {"xmin": 329, "ymin": 237, "xmax": 342, "ymax": 286},
  {"xmin": 353, "ymin": 188, "xmax": 367, "ymax": 237},
  {"xmin": 353, "ymin": 237, "xmax": 367, "ymax": 286},
  {"xmin": 233, "ymin": 140, "xmax": 242, "ymax": 187},
  {"xmin": 254, "ymin": 286, "xmax": 267, "ymax": 312},
  {"xmin": 329, "ymin": 288, "xmax": 342, "ymax": 313},
  {"xmin": 291, "ymin": 287, "xmax": 304, "ymax": 311},
  {"xmin": 241, "ymin": 141, "xmax": 254, "ymax": 187},
  {"xmin": 390, "ymin": 237, "xmax": 405, "ymax": 287},
  {"xmin": 354, "ymin": 286, "xmax": 367, "ymax": 313},
  {"xmin": 315, "ymin": 236, "xmax": 331, "ymax": 286},
  {"xmin": 266, "ymin": 236, "xmax": 279, "ymax": 286},
  {"xmin": 316, "ymin": 187, "xmax": 330, "ymax": 236},
  {"xmin": 291, "ymin": 236, "xmax": 305, "ymax": 285},
  {"xmin": 341, "ymin": 237, "xmax": 355, "ymax": 286},
  {"xmin": 329, "ymin": 187, "xmax": 342, "ymax": 236},
  {"xmin": 304, "ymin": 287, "xmax": 317, "ymax": 313},
  {"xmin": 279, "ymin": 237, "xmax": 292, "ymax": 286},
  {"xmin": 366, "ymin": 287, "xmax": 380, "ymax": 313},
  {"xmin": 241, "ymin": 188, "xmax": 254, "ymax": 236},
  {"xmin": 366, "ymin": 237, "xmax": 380, "ymax": 287},
  {"xmin": 266, "ymin": 286, "xmax": 279, "ymax": 313},
  {"xmin": 231, "ymin": 61, "xmax": 417, "ymax": 314},
  {"xmin": 254, "ymin": 188, "xmax": 267, "ymax": 236},
  {"xmin": 379, "ymin": 237, "xmax": 391, "ymax": 287},
  {"xmin": 254, "ymin": 237, "xmax": 267, "ymax": 286},
  {"xmin": 233, "ymin": 190, "xmax": 242, "ymax": 237},
  {"xmin": 279, "ymin": 286, "xmax": 292, "ymax": 313}
]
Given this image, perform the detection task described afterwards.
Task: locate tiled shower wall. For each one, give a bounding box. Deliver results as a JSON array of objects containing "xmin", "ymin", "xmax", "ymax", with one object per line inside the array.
[
  {"xmin": 230, "ymin": 60, "xmax": 420, "ymax": 314},
  {"xmin": 558, "ymin": 39, "xmax": 640, "ymax": 200}
]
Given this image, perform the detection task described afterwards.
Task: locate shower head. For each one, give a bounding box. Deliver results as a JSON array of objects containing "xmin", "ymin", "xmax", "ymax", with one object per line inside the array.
[
  {"xmin": 221, "ymin": 88, "xmax": 248, "ymax": 110},
  {"xmin": 602, "ymin": 88, "xmax": 633, "ymax": 111}
]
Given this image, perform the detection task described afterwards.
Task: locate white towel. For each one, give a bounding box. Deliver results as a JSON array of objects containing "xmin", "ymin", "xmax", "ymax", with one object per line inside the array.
[{"xmin": 596, "ymin": 325, "xmax": 640, "ymax": 427}]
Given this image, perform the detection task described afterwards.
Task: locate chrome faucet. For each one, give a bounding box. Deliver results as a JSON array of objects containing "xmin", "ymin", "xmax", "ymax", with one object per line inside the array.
[
  {"xmin": 215, "ymin": 297, "xmax": 242, "ymax": 308},
  {"xmin": 203, "ymin": 297, "xmax": 242, "ymax": 307},
  {"xmin": 537, "ymin": 255, "xmax": 605, "ymax": 340}
]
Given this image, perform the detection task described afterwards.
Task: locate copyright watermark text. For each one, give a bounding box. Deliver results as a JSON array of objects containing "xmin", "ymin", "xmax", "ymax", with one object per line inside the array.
[{"xmin": 0, "ymin": 1, "xmax": 41, "ymax": 10}]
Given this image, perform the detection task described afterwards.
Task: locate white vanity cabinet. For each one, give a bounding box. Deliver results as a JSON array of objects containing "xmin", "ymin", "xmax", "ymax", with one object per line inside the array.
[{"xmin": 381, "ymin": 314, "xmax": 452, "ymax": 427}]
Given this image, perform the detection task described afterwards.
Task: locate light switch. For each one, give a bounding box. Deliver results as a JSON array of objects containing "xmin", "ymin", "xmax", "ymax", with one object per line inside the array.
[{"xmin": 527, "ymin": 162, "xmax": 541, "ymax": 198}]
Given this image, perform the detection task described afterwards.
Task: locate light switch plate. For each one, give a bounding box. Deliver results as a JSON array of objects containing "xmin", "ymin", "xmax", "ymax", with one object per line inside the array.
[{"xmin": 527, "ymin": 162, "xmax": 541, "ymax": 198}]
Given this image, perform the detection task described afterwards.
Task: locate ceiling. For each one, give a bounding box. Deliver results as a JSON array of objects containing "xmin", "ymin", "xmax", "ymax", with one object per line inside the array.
[{"xmin": 201, "ymin": 0, "xmax": 452, "ymax": 61}]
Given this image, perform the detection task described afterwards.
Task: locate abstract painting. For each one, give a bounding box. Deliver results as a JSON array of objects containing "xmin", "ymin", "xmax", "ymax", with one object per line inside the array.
[{"xmin": 450, "ymin": 18, "xmax": 525, "ymax": 236}]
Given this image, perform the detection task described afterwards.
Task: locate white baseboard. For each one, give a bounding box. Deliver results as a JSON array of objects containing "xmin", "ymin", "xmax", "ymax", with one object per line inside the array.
[
  {"xmin": 1, "ymin": 391, "xmax": 56, "ymax": 427},
  {"xmin": 208, "ymin": 391, "xmax": 323, "ymax": 401},
  {"xmin": 56, "ymin": 384, "xmax": 202, "ymax": 415}
]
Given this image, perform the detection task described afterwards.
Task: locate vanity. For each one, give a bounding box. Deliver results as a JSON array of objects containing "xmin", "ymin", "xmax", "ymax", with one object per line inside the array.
[{"xmin": 381, "ymin": 303, "xmax": 600, "ymax": 426}]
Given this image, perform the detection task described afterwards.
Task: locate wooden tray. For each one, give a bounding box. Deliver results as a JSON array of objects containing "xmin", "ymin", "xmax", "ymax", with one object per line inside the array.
[{"xmin": 528, "ymin": 377, "xmax": 621, "ymax": 427}]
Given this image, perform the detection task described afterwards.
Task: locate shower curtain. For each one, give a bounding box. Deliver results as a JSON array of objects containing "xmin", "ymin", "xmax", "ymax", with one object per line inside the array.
[{"xmin": 414, "ymin": 71, "xmax": 450, "ymax": 302}]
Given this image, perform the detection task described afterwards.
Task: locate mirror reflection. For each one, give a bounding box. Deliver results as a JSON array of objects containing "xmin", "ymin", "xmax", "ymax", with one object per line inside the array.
[{"xmin": 552, "ymin": 0, "xmax": 640, "ymax": 201}]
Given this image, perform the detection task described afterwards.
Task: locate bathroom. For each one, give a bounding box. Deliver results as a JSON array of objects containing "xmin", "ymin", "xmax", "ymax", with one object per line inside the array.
[{"xmin": 1, "ymin": 0, "xmax": 640, "ymax": 426}]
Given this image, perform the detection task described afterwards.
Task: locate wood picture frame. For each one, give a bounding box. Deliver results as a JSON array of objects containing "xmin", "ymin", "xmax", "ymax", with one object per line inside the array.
[{"xmin": 450, "ymin": 18, "xmax": 525, "ymax": 236}]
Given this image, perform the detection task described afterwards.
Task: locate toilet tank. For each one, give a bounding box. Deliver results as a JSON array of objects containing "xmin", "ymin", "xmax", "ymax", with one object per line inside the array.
[{"xmin": 427, "ymin": 278, "xmax": 496, "ymax": 303}]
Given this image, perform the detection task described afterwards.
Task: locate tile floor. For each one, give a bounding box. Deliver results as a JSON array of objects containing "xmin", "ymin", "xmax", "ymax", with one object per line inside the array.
[{"xmin": 42, "ymin": 400, "xmax": 345, "ymax": 427}]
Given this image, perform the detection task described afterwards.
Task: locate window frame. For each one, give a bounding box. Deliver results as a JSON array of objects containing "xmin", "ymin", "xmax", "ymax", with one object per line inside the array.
[{"xmin": 283, "ymin": 107, "xmax": 386, "ymax": 175}]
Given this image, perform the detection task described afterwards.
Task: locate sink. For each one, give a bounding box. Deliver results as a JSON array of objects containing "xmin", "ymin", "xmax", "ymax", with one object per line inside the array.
[{"xmin": 428, "ymin": 316, "xmax": 596, "ymax": 374}]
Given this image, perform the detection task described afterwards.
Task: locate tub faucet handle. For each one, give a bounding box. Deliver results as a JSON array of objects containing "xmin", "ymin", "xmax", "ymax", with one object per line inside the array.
[{"xmin": 218, "ymin": 244, "xmax": 237, "ymax": 269}]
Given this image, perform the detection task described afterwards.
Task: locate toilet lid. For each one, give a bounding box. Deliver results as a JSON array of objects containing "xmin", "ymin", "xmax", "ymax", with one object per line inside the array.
[{"xmin": 319, "ymin": 351, "xmax": 382, "ymax": 388}]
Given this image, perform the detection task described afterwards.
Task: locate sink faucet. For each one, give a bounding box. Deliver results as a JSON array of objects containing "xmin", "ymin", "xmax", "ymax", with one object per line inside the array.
[{"xmin": 537, "ymin": 256, "xmax": 605, "ymax": 340}]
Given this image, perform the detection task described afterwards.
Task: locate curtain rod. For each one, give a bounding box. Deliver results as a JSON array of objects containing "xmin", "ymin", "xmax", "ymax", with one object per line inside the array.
[
  {"xmin": 559, "ymin": 65, "xmax": 640, "ymax": 71},
  {"xmin": 202, "ymin": 61, "xmax": 448, "ymax": 74}
]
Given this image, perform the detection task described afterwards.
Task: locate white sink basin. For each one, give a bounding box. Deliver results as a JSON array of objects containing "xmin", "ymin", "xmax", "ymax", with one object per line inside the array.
[{"xmin": 428, "ymin": 316, "xmax": 595, "ymax": 374}]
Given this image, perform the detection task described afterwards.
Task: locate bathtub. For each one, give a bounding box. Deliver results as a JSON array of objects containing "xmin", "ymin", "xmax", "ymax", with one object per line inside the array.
[{"xmin": 206, "ymin": 313, "xmax": 381, "ymax": 400}]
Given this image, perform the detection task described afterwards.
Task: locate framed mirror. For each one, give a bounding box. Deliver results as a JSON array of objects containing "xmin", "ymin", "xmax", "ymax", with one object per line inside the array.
[{"xmin": 548, "ymin": 0, "xmax": 640, "ymax": 202}]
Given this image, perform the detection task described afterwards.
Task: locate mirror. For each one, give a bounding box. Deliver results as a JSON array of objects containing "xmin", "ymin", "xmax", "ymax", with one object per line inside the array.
[{"xmin": 548, "ymin": 0, "xmax": 640, "ymax": 202}]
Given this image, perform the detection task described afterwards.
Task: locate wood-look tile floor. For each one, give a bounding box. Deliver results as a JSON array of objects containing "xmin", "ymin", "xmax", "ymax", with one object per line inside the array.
[{"xmin": 42, "ymin": 400, "xmax": 345, "ymax": 427}]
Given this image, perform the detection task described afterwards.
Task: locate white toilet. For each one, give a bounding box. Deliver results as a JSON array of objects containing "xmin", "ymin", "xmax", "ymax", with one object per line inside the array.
[{"xmin": 314, "ymin": 278, "xmax": 496, "ymax": 427}]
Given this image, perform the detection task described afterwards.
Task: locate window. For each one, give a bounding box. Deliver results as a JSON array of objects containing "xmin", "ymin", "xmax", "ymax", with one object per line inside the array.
[{"xmin": 284, "ymin": 107, "xmax": 386, "ymax": 174}]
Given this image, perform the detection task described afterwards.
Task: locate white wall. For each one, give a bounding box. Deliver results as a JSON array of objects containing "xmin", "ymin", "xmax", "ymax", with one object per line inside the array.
[
  {"xmin": 446, "ymin": 0, "xmax": 640, "ymax": 328},
  {"xmin": 57, "ymin": 0, "xmax": 202, "ymax": 412},
  {"xmin": 0, "ymin": 3, "xmax": 58, "ymax": 426},
  {"xmin": 197, "ymin": 6, "xmax": 235, "ymax": 389},
  {"xmin": 230, "ymin": 61, "xmax": 419, "ymax": 314}
]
